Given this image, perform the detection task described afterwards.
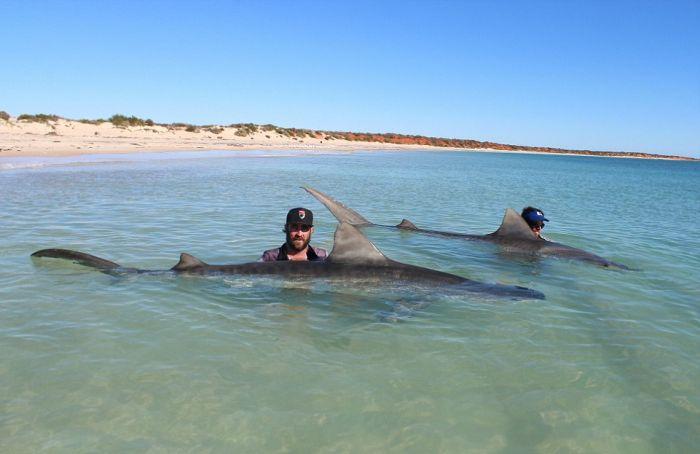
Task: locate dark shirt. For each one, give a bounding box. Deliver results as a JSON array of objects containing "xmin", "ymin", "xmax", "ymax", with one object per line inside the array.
[{"xmin": 260, "ymin": 244, "xmax": 328, "ymax": 262}]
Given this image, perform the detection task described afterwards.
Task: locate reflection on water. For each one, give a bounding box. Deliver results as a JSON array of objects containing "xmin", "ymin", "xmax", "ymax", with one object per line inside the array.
[{"xmin": 1, "ymin": 150, "xmax": 699, "ymax": 451}]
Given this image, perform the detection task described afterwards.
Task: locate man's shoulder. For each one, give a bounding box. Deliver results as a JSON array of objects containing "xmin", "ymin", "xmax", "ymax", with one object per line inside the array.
[
  {"xmin": 261, "ymin": 247, "xmax": 282, "ymax": 262},
  {"xmin": 310, "ymin": 245, "xmax": 328, "ymax": 260}
]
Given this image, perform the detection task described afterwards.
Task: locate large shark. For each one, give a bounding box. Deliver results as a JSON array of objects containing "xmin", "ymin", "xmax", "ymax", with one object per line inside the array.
[
  {"xmin": 303, "ymin": 186, "xmax": 631, "ymax": 270},
  {"xmin": 31, "ymin": 222, "xmax": 544, "ymax": 300}
]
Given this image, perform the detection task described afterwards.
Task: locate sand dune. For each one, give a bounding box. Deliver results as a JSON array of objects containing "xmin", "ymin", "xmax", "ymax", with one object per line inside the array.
[
  {"xmin": 1, "ymin": 116, "xmax": 694, "ymax": 160},
  {"xmin": 0, "ymin": 116, "xmax": 441, "ymax": 157}
]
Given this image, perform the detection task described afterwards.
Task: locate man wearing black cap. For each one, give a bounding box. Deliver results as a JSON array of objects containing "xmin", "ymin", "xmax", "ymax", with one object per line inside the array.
[
  {"xmin": 521, "ymin": 206, "xmax": 549, "ymax": 240},
  {"xmin": 260, "ymin": 207, "xmax": 328, "ymax": 261}
]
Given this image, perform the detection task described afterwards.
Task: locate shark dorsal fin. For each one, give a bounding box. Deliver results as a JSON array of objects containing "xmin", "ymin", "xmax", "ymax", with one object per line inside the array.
[
  {"xmin": 396, "ymin": 219, "xmax": 418, "ymax": 230},
  {"xmin": 327, "ymin": 222, "xmax": 389, "ymax": 264},
  {"xmin": 303, "ymin": 186, "xmax": 372, "ymax": 225},
  {"xmin": 491, "ymin": 208, "xmax": 538, "ymax": 240},
  {"xmin": 171, "ymin": 253, "xmax": 208, "ymax": 271}
]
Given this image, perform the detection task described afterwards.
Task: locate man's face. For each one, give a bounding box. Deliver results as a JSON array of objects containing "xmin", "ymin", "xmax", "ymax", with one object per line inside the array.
[
  {"xmin": 286, "ymin": 223, "xmax": 313, "ymax": 251},
  {"xmin": 530, "ymin": 222, "xmax": 544, "ymax": 238}
]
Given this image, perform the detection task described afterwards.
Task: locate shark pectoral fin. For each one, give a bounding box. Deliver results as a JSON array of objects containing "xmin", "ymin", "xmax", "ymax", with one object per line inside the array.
[
  {"xmin": 171, "ymin": 253, "xmax": 208, "ymax": 271},
  {"xmin": 327, "ymin": 222, "xmax": 389, "ymax": 264},
  {"xmin": 490, "ymin": 208, "xmax": 538, "ymax": 240},
  {"xmin": 302, "ymin": 186, "xmax": 372, "ymax": 225},
  {"xmin": 396, "ymin": 219, "xmax": 418, "ymax": 230}
]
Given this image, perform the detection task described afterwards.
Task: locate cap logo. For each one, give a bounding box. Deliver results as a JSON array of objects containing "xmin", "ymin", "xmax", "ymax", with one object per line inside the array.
[{"xmin": 298, "ymin": 210, "xmax": 306, "ymax": 220}]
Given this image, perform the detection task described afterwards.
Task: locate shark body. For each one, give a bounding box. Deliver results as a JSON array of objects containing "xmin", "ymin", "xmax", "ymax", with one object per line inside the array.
[
  {"xmin": 303, "ymin": 186, "xmax": 631, "ymax": 270},
  {"xmin": 31, "ymin": 222, "xmax": 544, "ymax": 300}
]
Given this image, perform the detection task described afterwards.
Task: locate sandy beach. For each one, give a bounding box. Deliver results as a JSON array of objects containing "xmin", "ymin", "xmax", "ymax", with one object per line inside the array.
[
  {"xmin": 1, "ymin": 116, "xmax": 695, "ymax": 161},
  {"xmin": 0, "ymin": 116, "xmax": 449, "ymax": 158}
]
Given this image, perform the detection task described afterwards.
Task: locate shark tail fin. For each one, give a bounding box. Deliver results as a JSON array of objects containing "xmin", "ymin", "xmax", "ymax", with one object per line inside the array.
[
  {"xmin": 327, "ymin": 222, "xmax": 389, "ymax": 265},
  {"xmin": 490, "ymin": 208, "xmax": 538, "ymax": 240},
  {"xmin": 31, "ymin": 248, "xmax": 122, "ymax": 271},
  {"xmin": 171, "ymin": 253, "xmax": 208, "ymax": 271},
  {"xmin": 302, "ymin": 186, "xmax": 372, "ymax": 225},
  {"xmin": 396, "ymin": 219, "xmax": 418, "ymax": 230}
]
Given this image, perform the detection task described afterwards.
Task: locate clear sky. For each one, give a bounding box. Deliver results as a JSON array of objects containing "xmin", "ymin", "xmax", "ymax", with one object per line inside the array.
[{"xmin": 1, "ymin": 0, "xmax": 698, "ymax": 157}]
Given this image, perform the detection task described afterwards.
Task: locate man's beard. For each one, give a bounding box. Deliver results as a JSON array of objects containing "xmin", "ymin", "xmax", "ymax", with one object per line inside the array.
[{"xmin": 286, "ymin": 232, "xmax": 310, "ymax": 252}]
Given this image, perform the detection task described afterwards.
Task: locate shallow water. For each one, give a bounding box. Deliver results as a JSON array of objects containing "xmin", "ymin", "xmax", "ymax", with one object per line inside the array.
[{"xmin": 1, "ymin": 150, "xmax": 699, "ymax": 452}]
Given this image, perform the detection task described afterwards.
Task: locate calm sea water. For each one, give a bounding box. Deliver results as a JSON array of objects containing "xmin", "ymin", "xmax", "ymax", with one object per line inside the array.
[{"xmin": 1, "ymin": 150, "xmax": 699, "ymax": 452}]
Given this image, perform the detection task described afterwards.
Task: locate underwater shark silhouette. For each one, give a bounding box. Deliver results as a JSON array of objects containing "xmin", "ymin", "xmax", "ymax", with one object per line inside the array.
[
  {"xmin": 31, "ymin": 222, "xmax": 544, "ymax": 300},
  {"xmin": 303, "ymin": 186, "xmax": 631, "ymax": 270}
]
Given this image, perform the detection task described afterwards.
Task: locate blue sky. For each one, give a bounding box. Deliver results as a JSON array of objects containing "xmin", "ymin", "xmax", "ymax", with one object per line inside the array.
[{"xmin": 1, "ymin": 0, "xmax": 698, "ymax": 156}]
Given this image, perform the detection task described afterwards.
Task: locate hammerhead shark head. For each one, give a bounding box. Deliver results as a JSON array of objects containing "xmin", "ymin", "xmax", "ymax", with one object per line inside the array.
[
  {"xmin": 303, "ymin": 186, "xmax": 631, "ymax": 270},
  {"xmin": 31, "ymin": 222, "xmax": 544, "ymax": 300}
]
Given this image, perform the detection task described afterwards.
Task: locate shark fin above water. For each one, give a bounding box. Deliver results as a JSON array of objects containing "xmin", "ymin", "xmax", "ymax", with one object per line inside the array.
[
  {"xmin": 171, "ymin": 253, "xmax": 209, "ymax": 271},
  {"xmin": 489, "ymin": 208, "xmax": 538, "ymax": 240},
  {"xmin": 302, "ymin": 186, "xmax": 372, "ymax": 225},
  {"xmin": 396, "ymin": 219, "xmax": 418, "ymax": 230},
  {"xmin": 327, "ymin": 222, "xmax": 388, "ymax": 265}
]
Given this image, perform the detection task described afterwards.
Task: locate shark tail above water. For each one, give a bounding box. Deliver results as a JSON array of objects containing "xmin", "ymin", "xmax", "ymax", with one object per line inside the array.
[{"xmin": 31, "ymin": 248, "xmax": 123, "ymax": 271}]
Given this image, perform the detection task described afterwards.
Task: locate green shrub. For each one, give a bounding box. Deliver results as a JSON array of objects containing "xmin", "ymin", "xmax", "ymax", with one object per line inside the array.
[
  {"xmin": 275, "ymin": 127, "xmax": 291, "ymax": 136},
  {"xmin": 185, "ymin": 125, "xmax": 198, "ymax": 132},
  {"xmin": 18, "ymin": 113, "xmax": 60, "ymax": 123},
  {"xmin": 0, "ymin": 111, "xmax": 10, "ymax": 121},
  {"xmin": 109, "ymin": 114, "xmax": 149, "ymax": 127},
  {"xmin": 77, "ymin": 118, "xmax": 106, "ymax": 125},
  {"xmin": 206, "ymin": 127, "xmax": 224, "ymax": 134},
  {"xmin": 232, "ymin": 123, "xmax": 259, "ymax": 137}
]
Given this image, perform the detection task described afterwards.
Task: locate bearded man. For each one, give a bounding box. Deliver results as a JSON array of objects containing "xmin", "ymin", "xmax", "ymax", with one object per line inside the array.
[{"xmin": 260, "ymin": 208, "xmax": 327, "ymax": 261}]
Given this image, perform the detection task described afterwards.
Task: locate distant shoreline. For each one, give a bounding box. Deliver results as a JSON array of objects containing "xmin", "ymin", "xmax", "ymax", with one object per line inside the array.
[{"xmin": 0, "ymin": 114, "xmax": 696, "ymax": 161}]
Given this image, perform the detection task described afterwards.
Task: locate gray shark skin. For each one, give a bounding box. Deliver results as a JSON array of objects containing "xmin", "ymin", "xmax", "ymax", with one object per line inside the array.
[
  {"xmin": 303, "ymin": 186, "xmax": 631, "ymax": 270},
  {"xmin": 31, "ymin": 222, "xmax": 544, "ymax": 300}
]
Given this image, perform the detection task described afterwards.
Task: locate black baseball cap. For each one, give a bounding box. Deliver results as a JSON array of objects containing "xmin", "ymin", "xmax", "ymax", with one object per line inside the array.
[{"xmin": 286, "ymin": 207, "xmax": 313, "ymax": 226}]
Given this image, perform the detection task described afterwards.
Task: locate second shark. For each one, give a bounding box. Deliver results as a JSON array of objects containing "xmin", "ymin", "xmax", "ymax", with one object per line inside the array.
[{"xmin": 304, "ymin": 186, "xmax": 631, "ymax": 270}]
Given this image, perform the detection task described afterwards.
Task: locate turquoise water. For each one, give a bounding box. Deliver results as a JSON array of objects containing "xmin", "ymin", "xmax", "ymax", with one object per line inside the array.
[{"xmin": 1, "ymin": 150, "xmax": 699, "ymax": 452}]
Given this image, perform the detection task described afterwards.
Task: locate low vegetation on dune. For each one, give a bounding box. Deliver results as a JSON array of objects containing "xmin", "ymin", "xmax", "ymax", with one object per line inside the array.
[
  {"xmin": 109, "ymin": 114, "xmax": 155, "ymax": 127},
  {"xmin": 17, "ymin": 113, "xmax": 61, "ymax": 123},
  {"xmin": 2, "ymin": 111, "xmax": 692, "ymax": 160},
  {"xmin": 166, "ymin": 122, "xmax": 200, "ymax": 132},
  {"xmin": 230, "ymin": 123, "xmax": 258, "ymax": 137}
]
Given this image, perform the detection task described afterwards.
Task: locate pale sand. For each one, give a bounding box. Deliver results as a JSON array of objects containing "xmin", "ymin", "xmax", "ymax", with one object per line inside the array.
[
  {"xmin": 0, "ymin": 117, "xmax": 451, "ymax": 157},
  {"xmin": 2, "ymin": 117, "xmax": 691, "ymax": 161}
]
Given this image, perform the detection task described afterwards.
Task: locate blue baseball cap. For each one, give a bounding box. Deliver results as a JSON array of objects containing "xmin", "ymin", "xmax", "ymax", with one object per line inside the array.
[{"xmin": 523, "ymin": 210, "xmax": 549, "ymax": 225}]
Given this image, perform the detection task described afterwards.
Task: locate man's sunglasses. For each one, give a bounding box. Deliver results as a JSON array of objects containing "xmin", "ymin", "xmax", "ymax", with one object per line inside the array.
[{"xmin": 288, "ymin": 224, "xmax": 312, "ymax": 232}]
